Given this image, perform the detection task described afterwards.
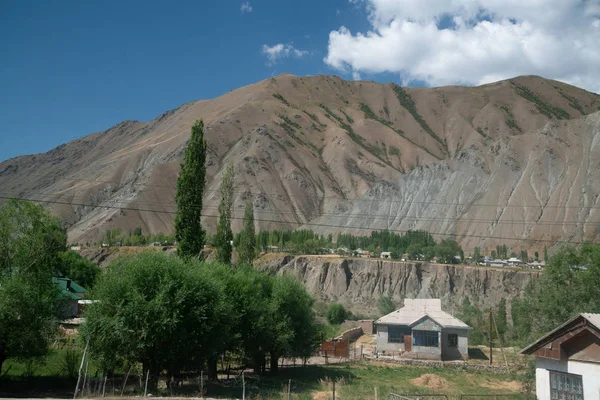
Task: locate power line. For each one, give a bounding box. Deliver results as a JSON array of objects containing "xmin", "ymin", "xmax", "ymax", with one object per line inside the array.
[
  {"xmin": 4, "ymin": 190, "xmax": 598, "ymax": 227},
  {"xmin": 18, "ymin": 176, "xmax": 600, "ymax": 210},
  {"xmin": 0, "ymin": 195, "xmax": 591, "ymax": 245}
]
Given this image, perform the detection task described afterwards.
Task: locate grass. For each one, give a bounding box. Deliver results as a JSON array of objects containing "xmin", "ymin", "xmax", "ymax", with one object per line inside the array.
[
  {"xmin": 512, "ymin": 82, "xmax": 570, "ymax": 120},
  {"xmin": 279, "ymin": 114, "xmax": 301, "ymax": 129},
  {"xmin": 391, "ymin": 84, "xmax": 447, "ymax": 150}
]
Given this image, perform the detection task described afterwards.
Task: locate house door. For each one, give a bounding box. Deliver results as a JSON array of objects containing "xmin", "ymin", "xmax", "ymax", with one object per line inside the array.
[{"xmin": 404, "ymin": 335, "xmax": 412, "ymax": 352}]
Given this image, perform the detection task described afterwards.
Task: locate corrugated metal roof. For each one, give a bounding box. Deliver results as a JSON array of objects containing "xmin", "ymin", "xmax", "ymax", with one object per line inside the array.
[
  {"xmin": 582, "ymin": 313, "xmax": 600, "ymax": 329},
  {"xmin": 375, "ymin": 298, "xmax": 469, "ymax": 329}
]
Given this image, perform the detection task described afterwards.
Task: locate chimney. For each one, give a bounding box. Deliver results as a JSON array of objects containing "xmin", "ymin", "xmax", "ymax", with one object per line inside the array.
[{"xmin": 66, "ymin": 279, "xmax": 71, "ymax": 291}]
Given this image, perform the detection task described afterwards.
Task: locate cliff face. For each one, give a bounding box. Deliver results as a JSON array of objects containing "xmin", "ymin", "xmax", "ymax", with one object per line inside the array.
[{"xmin": 255, "ymin": 255, "xmax": 537, "ymax": 315}]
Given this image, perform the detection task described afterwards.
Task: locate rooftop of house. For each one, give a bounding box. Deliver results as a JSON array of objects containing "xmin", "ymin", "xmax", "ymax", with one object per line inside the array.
[
  {"xmin": 375, "ymin": 298, "xmax": 470, "ymax": 329},
  {"xmin": 52, "ymin": 277, "xmax": 86, "ymax": 300},
  {"xmin": 520, "ymin": 313, "xmax": 600, "ymax": 355}
]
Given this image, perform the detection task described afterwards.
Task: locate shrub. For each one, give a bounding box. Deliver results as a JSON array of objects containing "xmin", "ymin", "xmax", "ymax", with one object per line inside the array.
[{"xmin": 326, "ymin": 303, "xmax": 347, "ymax": 325}]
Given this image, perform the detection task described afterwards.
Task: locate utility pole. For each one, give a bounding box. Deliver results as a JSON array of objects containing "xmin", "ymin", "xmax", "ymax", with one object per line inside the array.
[{"xmin": 489, "ymin": 311, "xmax": 493, "ymax": 365}]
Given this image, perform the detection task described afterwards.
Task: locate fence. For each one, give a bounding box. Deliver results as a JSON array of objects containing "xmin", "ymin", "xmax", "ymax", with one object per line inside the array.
[{"xmin": 388, "ymin": 394, "xmax": 534, "ymax": 400}]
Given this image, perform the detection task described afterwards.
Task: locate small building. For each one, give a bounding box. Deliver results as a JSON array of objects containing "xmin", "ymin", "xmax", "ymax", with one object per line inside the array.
[
  {"xmin": 526, "ymin": 260, "xmax": 545, "ymax": 269},
  {"xmin": 375, "ymin": 299, "xmax": 470, "ymax": 360},
  {"xmin": 507, "ymin": 257, "xmax": 523, "ymax": 266},
  {"xmin": 53, "ymin": 277, "xmax": 87, "ymax": 319},
  {"xmin": 380, "ymin": 251, "xmax": 392, "ymax": 259},
  {"xmin": 489, "ymin": 259, "xmax": 508, "ymax": 267},
  {"xmin": 521, "ymin": 313, "xmax": 600, "ymax": 400}
]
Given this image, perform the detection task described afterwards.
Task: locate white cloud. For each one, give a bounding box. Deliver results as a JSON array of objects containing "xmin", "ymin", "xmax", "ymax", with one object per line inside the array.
[
  {"xmin": 324, "ymin": 0, "xmax": 600, "ymax": 92},
  {"xmin": 240, "ymin": 1, "xmax": 252, "ymax": 13},
  {"xmin": 261, "ymin": 43, "xmax": 309, "ymax": 65}
]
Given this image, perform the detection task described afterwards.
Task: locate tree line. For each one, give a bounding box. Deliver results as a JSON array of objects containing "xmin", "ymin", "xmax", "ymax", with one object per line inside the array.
[{"xmin": 458, "ymin": 243, "xmax": 600, "ymax": 347}]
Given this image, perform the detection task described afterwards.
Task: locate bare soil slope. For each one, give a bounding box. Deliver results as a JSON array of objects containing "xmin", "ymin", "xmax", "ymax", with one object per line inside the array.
[{"xmin": 1, "ymin": 74, "xmax": 599, "ymax": 250}]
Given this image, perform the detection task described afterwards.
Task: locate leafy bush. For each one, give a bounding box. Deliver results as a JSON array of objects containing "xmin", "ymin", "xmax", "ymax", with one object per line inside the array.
[
  {"xmin": 326, "ymin": 303, "xmax": 347, "ymax": 325},
  {"xmin": 378, "ymin": 296, "xmax": 396, "ymax": 316}
]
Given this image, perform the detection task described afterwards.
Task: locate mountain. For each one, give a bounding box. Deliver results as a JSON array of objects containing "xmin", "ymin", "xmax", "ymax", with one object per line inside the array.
[{"xmin": 1, "ymin": 74, "xmax": 599, "ymax": 251}]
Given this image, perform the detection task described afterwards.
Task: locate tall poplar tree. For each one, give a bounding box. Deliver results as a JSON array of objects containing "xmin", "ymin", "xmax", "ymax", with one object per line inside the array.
[
  {"xmin": 237, "ymin": 201, "xmax": 257, "ymax": 265},
  {"xmin": 175, "ymin": 119, "xmax": 206, "ymax": 259},
  {"xmin": 214, "ymin": 163, "xmax": 235, "ymax": 264}
]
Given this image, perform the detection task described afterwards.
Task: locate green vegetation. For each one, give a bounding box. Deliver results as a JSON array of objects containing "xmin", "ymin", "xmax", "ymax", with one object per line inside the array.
[
  {"xmin": 215, "ymin": 163, "xmax": 235, "ymax": 264},
  {"xmin": 99, "ymin": 228, "xmax": 176, "ymax": 247},
  {"xmin": 326, "ymin": 303, "xmax": 348, "ymax": 325},
  {"xmin": 341, "ymin": 109, "xmax": 354, "ymax": 124},
  {"xmin": 57, "ymin": 250, "xmax": 101, "ymax": 289},
  {"xmin": 360, "ymin": 103, "xmax": 393, "ymax": 128},
  {"xmin": 512, "ymin": 82, "xmax": 570, "ymax": 120},
  {"xmin": 175, "ymin": 119, "xmax": 207, "ymax": 258},
  {"xmin": 82, "ymin": 252, "xmax": 322, "ymax": 387},
  {"xmin": 237, "ymin": 201, "xmax": 258, "ymax": 265},
  {"xmin": 510, "ymin": 244, "xmax": 600, "ymax": 344},
  {"xmin": 279, "ymin": 114, "xmax": 301, "ymax": 129},
  {"xmin": 272, "ymin": 93, "xmax": 290, "ymax": 106},
  {"xmin": 391, "ymin": 84, "xmax": 446, "ymax": 149},
  {"xmin": 388, "ymin": 145, "xmax": 400, "ymax": 157},
  {"xmin": 500, "ymin": 105, "xmax": 522, "ymax": 132},
  {"xmin": 304, "ymin": 110, "xmax": 326, "ymax": 128},
  {"xmin": 319, "ymin": 104, "xmax": 392, "ymax": 166},
  {"xmin": 0, "ymin": 200, "xmax": 66, "ymax": 374},
  {"xmin": 378, "ymin": 295, "xmax": 396, "ymax": 316},
  {"xmin": 360, "ymin": 102, "xmax": 442, "ymax": 161}
]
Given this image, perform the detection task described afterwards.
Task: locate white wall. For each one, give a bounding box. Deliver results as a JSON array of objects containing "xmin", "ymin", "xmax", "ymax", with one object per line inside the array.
[{"xmin": 535, "ymin": 357, "xmax": 600, "ymax": 400}]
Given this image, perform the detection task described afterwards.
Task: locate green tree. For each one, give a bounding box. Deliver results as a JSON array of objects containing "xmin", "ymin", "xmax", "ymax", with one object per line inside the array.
[
  {"xmin": 473, "ymin": 246, "xmax": 481, "ymax": 263},
  {"xmin": 544, "ymin": 246, "xmax": 549, "ymax": 261},
  {"xmin": 491, "ymin": 250, "xmax": 497, "ymax": 259},
  {"xmin": 0, "ymin": 200, "xmax": 66, "ymax": 373},
  {"xmin": 534, "ymin": 251, "xmax": 539, "ymax": 261},
  {"xmin": 215, "ymin": 163, "xmax": 235, "ymax": 264},
  {"xmin": 378, "ymin": 295, "xmax": 396, "ymax": 316},
  {"xmin": 57, "ymin": 250, "xmax": 101, "ymax": 289},
  {"xmin": 81, "ymin": 252, "xmax": 229, "ymax": 388},
  {"xmin": 435, "ymin": 239, "xmax": 462, "ymax": 264},
  {"xmin": 237, "ymin": 201, "xmax": 257, "ymax": 265},
  {"xmin": 495, "ymin": 298, "xmax": 508, "ymax": 338},
  {"xmin": 175, "ymin": 119, "xmax": 207, "ymax": 259},
  {"xmin": 326, "ymin": 303, "xmax": 347, "ymax": 325}
]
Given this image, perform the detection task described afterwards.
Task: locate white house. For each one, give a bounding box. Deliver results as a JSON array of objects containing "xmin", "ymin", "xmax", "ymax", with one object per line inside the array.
[
  {"xmin": 375, "ymin": 299, "xmax": 470, "ymax": 360},
  {"xmin": 380, "ymin": 251, "xmax": 392, "ymax": 259},
  {"xmin": 520, "ymin": 313, "xmax": 600, "ymax": 400}
]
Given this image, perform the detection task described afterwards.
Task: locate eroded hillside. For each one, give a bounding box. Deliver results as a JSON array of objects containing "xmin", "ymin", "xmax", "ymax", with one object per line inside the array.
[
  {"xmin": 255, "ymin": 255, "xmax": 537, "ymax": 315},
  {"xmin": 1, "ymin": 74, "xmax": 599, "ymax": 250}
]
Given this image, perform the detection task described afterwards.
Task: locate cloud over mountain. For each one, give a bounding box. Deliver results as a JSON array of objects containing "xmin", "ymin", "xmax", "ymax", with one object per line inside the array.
[{"xmin": 325, "ymin": 0, "xmax": 600, "ymax": 93}]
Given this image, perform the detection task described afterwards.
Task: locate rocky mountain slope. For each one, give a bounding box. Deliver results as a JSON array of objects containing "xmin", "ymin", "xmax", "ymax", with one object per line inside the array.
[
  {"xmin": 1, "ymin": 74, "xmax": 599, "ymax": 251},
  {"xmin": 255, "ymin": 255, "xmax": 537, "ymax": 315}
]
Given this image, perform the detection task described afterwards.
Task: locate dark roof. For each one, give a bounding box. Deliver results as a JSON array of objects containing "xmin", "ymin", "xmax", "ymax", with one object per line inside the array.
[{"xmin": 520, "ymin": 313, "xmax": 600, "ymax": 355}]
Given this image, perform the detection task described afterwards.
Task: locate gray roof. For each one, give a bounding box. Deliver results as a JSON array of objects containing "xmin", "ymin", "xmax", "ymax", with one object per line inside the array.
[
  {"xmin": 375, "ymin": 299, "xmax": 469, "ymax": 329},
  {"xmin": 520, "ymin": 313, "xmax": 600, "ymax": 354}
]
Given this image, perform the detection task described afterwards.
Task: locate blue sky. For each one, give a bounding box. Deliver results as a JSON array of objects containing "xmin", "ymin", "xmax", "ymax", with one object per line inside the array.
[
  {"xmin": 1, "ymin": 0, "xmax": 599, "ymax": 162},
  {"xmin": 0, "ymin": 0, "xmax": 371, "ymax": 161}
]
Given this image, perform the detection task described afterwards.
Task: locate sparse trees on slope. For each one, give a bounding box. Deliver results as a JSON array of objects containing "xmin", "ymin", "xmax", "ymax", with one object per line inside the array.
[
  {"xmin": 237, "ymin": 201, "xmax": 257, "ymax": 265},
  {"xmin": 0, "ymin": 200, "xmax": 67, "ymax": 373},
  {"xmin": 214, "ymin": 163, "xmax": 235, "ymax": 264},
  {"xmin": 175, "ymin": 119, "xmax": 207, "ymax": 259}
]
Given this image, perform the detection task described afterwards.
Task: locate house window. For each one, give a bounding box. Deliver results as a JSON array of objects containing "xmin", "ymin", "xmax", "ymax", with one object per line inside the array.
[
  {"xmin": 388, "ymin": 326, "xmax": 410, "ymax": 343},
  {"xmin": 448, "ymin": 334, "xmax": 458, "ymax": 348},
  {"xmin": 549, "ymin": 371, "xmax": 583, "ymax": 400},
  {"xmin": 413, "ymin": 330, "xmax": 439, "ymax": 347}
]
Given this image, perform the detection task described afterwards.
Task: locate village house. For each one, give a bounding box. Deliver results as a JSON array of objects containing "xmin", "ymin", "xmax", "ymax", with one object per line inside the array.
[
  {"xmin": 520, "ymin": 313, "xmax": 600, "ymax": 400},
  {"xmin": 375, "ymin": 299, "xmax": 470, "ymax": 360},
  {"xmin": 53, "ymin": 277, "xmax": 87, "ymax": 319},
  {"xmin": 380, "ymin": 251, "xmax": 392, "ymax": 259},
  {"xmin": 507, "ymin": 257, "xmax": 523, "ymax": 266}
]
